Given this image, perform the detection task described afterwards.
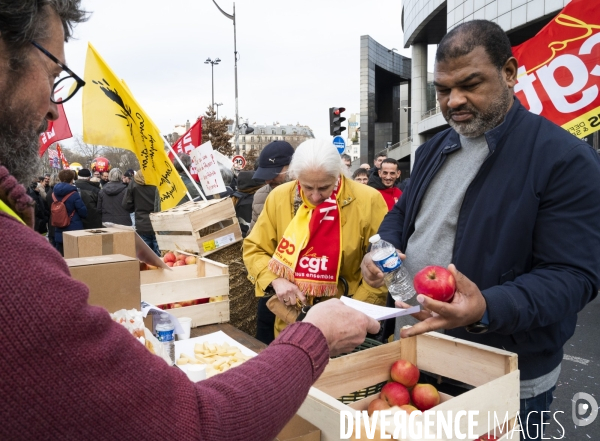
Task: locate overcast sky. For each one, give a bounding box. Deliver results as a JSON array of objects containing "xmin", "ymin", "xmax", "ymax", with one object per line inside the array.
[{"xmin": 61, "ymin": 0, "xmax": 414, "ymax": 149}]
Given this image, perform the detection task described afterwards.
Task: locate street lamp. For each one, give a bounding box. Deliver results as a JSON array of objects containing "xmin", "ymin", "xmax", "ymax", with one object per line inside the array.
[
  {"xmin": 211, "ymin": 0, "xmax": 241, "ymax": 154},
  {"xmin": 215, "ymin": 102, "xmax": 223, "ymax": 120},
  {"xmin": 204, "ymin": 57, "xmax": 221, "ymax": 112}
]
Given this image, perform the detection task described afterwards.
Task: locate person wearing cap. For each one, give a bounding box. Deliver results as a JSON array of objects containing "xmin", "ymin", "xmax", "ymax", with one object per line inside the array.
[
  {"xmin": 248, "ymin": 141, "xmax": 294, "ymax": 234},
  {"xmin": 75, "ymin": 168, "xmax": 102, "ymax": 229},
  {"xmin": 122, "ymin": 169, "xmax": 134, "ymax": 185}
]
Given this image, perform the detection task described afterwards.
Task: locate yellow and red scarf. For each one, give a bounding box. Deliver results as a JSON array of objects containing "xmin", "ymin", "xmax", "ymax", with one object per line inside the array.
[{"xmin": 268, "ymin": 178, "xmax": 343, "ymax": 297}]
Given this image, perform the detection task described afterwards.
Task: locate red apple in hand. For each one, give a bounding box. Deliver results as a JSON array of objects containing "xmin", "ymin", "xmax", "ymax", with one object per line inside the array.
[
  {"xmin": 390, "ymin": 359, "xmax": 420, "ymax": 388},
  {"xmin": 410, "ymin": 383, "xmax": 440, "ymax": 411},
  {"xmin": 367, "ymin": 398, "xmax": 390, "ymax": 416},
  {"xmin": 380, "ymin": 382, "xmax": 410, "ymax": 407},
  {"xmin": 413, "ymin": 265, "xmax": 456, "ymax": 302}
]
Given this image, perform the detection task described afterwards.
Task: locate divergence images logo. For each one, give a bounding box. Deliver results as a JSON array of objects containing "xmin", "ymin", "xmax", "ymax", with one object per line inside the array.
[{"xmin": 572, "ymin": 392, "xmax": 598, "ymax": 427}]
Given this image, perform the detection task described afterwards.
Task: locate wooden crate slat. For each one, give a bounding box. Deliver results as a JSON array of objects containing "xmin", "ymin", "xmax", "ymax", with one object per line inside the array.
[
  {"xmin": 167, "ymin": 298, "xmax": 230, "ymax": 328},
  {"xmin": 140, "ymin": 265, "xmax": 197, "ymax": 284},
  {"xmin": 140, "ymin": 274, "xmax": 229, "ymax": 305},
  {"xmin": 314, "ymin": 341, "xmax": 402, "ymax": 398},
  {"xmin": 198, "ymin": 257, "xmax": 229, "ymax": 276},
  {"xmin": 155, "ymin": 234, "xmax": 200, "ymax": 253},
  {"xmin": 150, "ymin": 198, "xmax": 236, "ymax": 232},
  {"xmin": 297, "ymin": 387, "xmax": 349, "ymax": 441},
  {"xmin": 416, "ymin": 332, "xmax": 518, "ymax": 387},
  {"xmin": 196, "ymin": 221, "xmax": 243, "ymax": 257},
  {"xmin": 188, "ymin": 200, "xmax": 237, "ymax": 232}
]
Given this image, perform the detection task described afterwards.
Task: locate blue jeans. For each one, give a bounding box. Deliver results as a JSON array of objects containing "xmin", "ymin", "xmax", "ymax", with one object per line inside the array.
[
  {"xmin": 139, "ymin": 233, "xmax": 160, "ymax": 257},
  {"xmin": 519, "ymin": 386, "xmax": 556, "ymax": 440}
]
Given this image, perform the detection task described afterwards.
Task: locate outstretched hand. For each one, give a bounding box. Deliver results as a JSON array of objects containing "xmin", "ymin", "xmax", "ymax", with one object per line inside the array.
[{"xmin": 398, "ymin": 264, "xmax": 487, "ymax": 338}]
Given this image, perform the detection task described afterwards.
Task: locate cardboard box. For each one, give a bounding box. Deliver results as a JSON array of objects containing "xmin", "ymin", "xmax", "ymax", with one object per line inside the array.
[
  {"xmin": 140, "ymin": 257, "xmax": 229, "ymax": 328},
  {"xmin": 63, "ymin": 228, "xmax": 136, "ymax": 259},
  {"xmin": 67, "ymin": 254, "xmax": 141, "ymax": 313},
  {"xmin": 298, "ymin": 331, "xmax": 519, "ymax": 441},
  {"xmin": 274, "ymin": 415, "xmax": 321, "ymax": 441}
]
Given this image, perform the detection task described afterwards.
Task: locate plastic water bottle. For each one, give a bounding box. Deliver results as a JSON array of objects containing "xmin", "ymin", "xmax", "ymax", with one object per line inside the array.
[
  {"xmin": 369, "ymin": 234, "xmax": 416, "ymax": 302},
  {"xmin": 155, "ymin": 313, "xmax": 175, "ymax": 366}
]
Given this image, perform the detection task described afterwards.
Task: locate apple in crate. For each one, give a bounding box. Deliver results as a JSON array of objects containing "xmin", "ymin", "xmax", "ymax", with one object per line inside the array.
[
  {"xmin": 176, "ymin": 253, "xmax": 186, "ymax": 262},
  {"xmin": 380, "ymin": 382, "xmax": 410, "ymax": 407},
  {"xmin": 410, "ymin": 383, "xmax": 440, "ymax": 411},
  {"xmin": 185, "ymin": 255, "xmax": 197, "ymax": 265},
  {"xmin": 367, "ymin": 398, "xmax": 390, "ymax": 416},
  {"xmin": 398, "ymin": 404, "xmax": 418, "ymax": 414},
  {"xmin": 473, "ymin": 435, "xmax": 499, "ymax": 441},
  {"xmin": 390, "ymin": 359, "xmax": 420, "ymax": 388},
  {"xmin": 173, "ymin": 261, "xmax": 186, "ymax": 267},
  {"xmin": 163, "ymin": 252, "xmax": 176, "ymax": 263},
  {"xmin": 165, "ymin": 262, "xmax": 174, "ymax": 267},
  {"xmin": 413, "ymin": 265, "xmax": 456, "ymax": 302}
]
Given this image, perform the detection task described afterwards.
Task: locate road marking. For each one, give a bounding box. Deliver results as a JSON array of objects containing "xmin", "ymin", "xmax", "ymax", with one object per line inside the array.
[{"xmin": 564, "ymin": 354, "xmax": 590, "ymax": 365}]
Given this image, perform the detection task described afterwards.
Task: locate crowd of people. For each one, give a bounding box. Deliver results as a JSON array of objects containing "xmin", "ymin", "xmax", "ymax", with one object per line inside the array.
[{"xmin": 2, "ymin": 2, "xmax": 600, "ymax": 440}]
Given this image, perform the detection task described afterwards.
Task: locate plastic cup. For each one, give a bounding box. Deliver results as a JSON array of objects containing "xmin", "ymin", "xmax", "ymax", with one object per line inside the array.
[
  {"xmin": 186, "ymin": 364, "xmax": 207, "ymax": 382},
  {"xmin": 177, "ymin": 317, "xmax": 192, "ymax": 340}
]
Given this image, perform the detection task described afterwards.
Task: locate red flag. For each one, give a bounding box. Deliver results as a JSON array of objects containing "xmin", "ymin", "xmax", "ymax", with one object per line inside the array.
[
  {"xmin": 168, "ymin": 118, "xmax": 202, "ymax": 181},
  {"xmin": 56, "ymin": 144, "xmax": 69, "ymax": 169},
  {"xmin": 39, "ymin": 102, "xmax": 73, "ymax": 156},
  {"xmin": 513, "ymin": 0, "xmax": 600, "ymax": 138}
]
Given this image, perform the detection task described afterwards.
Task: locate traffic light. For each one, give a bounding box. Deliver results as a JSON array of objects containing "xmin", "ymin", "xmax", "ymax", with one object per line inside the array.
[{"xmin": 329, "ymin": 107, "xmax": 346, "ymax": 136}]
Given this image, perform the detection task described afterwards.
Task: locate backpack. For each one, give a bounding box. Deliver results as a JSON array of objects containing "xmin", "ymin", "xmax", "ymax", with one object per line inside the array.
[{"xmin": 51, "ymin": 191, "xmax": 76, "ymax": 228}]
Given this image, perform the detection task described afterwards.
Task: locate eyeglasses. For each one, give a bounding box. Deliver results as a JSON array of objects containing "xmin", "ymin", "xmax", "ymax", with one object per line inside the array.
[{"xmin": 31, "ymin": 40, "xmax": 85, "ymax": 104}]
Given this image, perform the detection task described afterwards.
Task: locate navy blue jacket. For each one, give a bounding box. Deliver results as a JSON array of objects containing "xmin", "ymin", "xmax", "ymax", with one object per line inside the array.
[
  {"xmin": 379, "ymin": 99, "xmax": 600, "ymax": 380},
  {"xmin": 53, "ymin": 182, "xmax": 88, "ymax": 243}
]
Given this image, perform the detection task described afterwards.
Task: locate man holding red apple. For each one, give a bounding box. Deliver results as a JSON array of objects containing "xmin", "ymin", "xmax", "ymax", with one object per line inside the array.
[{"xmin": 361, "ymin": 19, "xmax": 600, "ymax": 440}]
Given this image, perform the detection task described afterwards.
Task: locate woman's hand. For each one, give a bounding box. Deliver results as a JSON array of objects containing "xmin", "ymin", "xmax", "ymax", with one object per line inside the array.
[{"xmin": 271, "ymin": 278, "xmax": 307, "ymax": 306}]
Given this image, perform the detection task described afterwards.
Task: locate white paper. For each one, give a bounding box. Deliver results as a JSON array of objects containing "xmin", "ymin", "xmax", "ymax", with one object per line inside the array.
[
  {"xmin": 340, "ymin": 296, "xmax": 421, "ymax": 321},
  {"xmin": 215, "ymin": 233, "xmax": 235, "ymax": 248},
  {"xmin": 189, "ymin": 141, "xmax": 226, "ymax": 196},
  {"xmin": 174, "ymin": 331, "xmax": 257, "ymax": 360}
]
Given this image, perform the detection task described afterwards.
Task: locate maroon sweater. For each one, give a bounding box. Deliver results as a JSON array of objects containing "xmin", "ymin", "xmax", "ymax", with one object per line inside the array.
[{"xmin": 0, "ymin": 211, "xmax": 329, "ymax": 440}]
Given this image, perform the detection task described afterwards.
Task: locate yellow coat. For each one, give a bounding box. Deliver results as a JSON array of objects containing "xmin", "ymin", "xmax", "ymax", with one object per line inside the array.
[{"xmin": 243, "ymin": 176, "xmax": 389, "ymax": 334}]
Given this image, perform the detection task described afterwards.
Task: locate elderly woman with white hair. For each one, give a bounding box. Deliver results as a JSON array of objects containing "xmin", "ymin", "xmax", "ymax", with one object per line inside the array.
[
  {"xmin": 244, "ymin": 139, "xmax": 389, "ymax": 336},
  {"xmin": 97, "ymin": 168, "xmax": 132, "ymax": 226}
]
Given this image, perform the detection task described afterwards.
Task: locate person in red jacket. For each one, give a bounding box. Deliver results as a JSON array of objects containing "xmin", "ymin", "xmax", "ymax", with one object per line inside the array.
[
  {"xmin": 0, "ymin": 2, "xmax": 379, "ymax": 440},
  {"xmin": 368, "ymin": 158, "xmax": 402, "ymax": 210}
]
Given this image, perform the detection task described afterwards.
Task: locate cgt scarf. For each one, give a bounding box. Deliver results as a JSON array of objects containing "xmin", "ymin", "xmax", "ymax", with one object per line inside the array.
[{"xmin": 268, "ymin": 178, "xmax": 342, "ymax": 297}]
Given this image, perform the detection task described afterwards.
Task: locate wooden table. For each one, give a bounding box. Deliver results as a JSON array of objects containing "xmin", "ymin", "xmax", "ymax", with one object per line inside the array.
[{"xmin": 190, "ymin": 323, "xmax": 267, "ymax": 354}]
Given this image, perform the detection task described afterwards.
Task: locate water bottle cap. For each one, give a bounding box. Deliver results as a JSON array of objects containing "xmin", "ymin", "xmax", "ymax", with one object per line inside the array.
[{"xmin": 369, "ymin": 234, "xmax": 381, "ymax": 244}]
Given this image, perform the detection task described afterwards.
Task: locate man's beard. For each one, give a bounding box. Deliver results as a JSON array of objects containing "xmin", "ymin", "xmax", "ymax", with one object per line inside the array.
[
  {"xmin": 0, "ymin": 103, "xmax": 46, "ymax": 186},
  {"xmin": 445, "ymin": 85, "xmax": 512, "ymax": 138}
]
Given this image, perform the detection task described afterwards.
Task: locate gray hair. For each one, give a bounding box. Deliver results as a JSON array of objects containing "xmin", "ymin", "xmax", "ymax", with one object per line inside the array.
[
  {"xmin": 0, "ymin": 1, "xmax": 88, "ymax": 70},
  {"xmin": 108, "ymin": 168, "xmax": 122, "ymax": 182},
  {"xmin": 288, "ymin": 139, "xmax": 346, "ymax": 180},
  {"xmin": 174, "ymin": 153, "xmax": 191, "ymax": 173}
]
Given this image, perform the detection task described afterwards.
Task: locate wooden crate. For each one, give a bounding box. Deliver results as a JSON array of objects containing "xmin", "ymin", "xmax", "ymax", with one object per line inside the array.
[
  {"xmin": 298, "ymin": 331, "xmax": 519, "ymax": 441},
  {"xmin": 140, "ymin": 257, "xmax": 230, "ymax": 328},
  {"xmin": 150, "ymin": 198, "xmax": 243, "ymax": 256}
]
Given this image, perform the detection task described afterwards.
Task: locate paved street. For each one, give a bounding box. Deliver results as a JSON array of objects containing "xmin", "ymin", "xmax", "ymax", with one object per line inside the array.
[{"xmin": 545, "ymin": 295, "xmax": 600, "ymax": 440}]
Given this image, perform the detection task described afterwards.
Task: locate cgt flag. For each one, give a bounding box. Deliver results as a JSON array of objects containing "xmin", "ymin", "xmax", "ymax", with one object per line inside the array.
[
  {"xmin": 39, "ymin": 102, "xmax": 72, "ymax": 156},
  {"xmin": 513, "ymin": 0, "xmax": 600, "ymax": 138},
  {"xmin": 82, "ymin": 43, "xmax": 186, "ymax": 210},
  {"xmin": 169, "ymin": 118, "xmax": 202, "ymax": 181}
]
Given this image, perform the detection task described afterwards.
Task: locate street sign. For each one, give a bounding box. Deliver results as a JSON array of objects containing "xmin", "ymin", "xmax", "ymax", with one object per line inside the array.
[
  {"xmin": 332, "ymin": 136, "xmax": 346, "ymax": 154},
  {"xmin": 232, "ymin": 155, "xmax": 246, "ymax": 170}
]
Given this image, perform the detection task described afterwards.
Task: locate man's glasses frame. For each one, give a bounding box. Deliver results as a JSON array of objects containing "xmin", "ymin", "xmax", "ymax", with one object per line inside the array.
[{"xmin": 31, "ymin": 40, "xmax": 85, "ymax": 104}]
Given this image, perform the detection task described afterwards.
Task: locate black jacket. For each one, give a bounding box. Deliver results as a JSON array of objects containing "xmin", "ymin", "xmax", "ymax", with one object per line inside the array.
[
  {"xmin": 98, "ymin": 181, "xmax": 132, "ymax": 226},
  {"xmin": 232, "ymin": 171, "xmax": 265, "ymax": 237},
  {"xmin": 27, "ymin": 185, "xmax": 48, "ymax": 234},
  {"xmin": 378, "ymin": 98, "xmax": 600, "ymax": 380},
  {"xmin": 75, "ymin": 179, "xmax": 102, "ymax": 229},
  {"xmin": 122, "ymin": 174, "xmax": 158, "ymax": 234}
]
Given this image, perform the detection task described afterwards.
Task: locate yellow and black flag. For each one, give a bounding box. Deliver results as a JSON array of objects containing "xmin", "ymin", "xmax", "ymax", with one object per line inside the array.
[{"xmin": 82, "ymin": 43, "xmax": 186, "ymax": 210}]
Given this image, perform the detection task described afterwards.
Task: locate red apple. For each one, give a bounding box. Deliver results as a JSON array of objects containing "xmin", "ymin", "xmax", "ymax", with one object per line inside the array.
[
  {"xmin": 413, "ymin": 265, "xmax": 456, "ymax": 302},
  {"xmin": 185, "ymin": 255, "xmax": 197, "ymax": 265},
  {"xmin": 177, "ymin": 253, "xmax": 186, "ymax": 262},
  {"xmin": 380, "ymin": 382, "xmax": 410, "ymax": 407},
  {"xmin": 367, "ymin": 398, "xmax": 390, "ymax": 416},
  {"xmin": 163, "ymin": 252, "xmax": 176, "ymax": 263},
  {"xmin": 173, "ymin": 260, "xmax": 186, "ymax": 267},
  {"xmin": 390, "ymin": 359, "xmax": 420, "ymax": 388},
  {"xmin": 398, "ymin": 404, "xmax": 418, "ymax": 414},
  {"xmin": 410, "ymin": 383, "xmax": 440, "ymax": 411},
  {"xmin": 165, "ymin": 261, "xmax": 174, "ymax": 267},
  {"xmin": 473, "ymin": 435, "xmax": 499, "ymax": 441}
]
